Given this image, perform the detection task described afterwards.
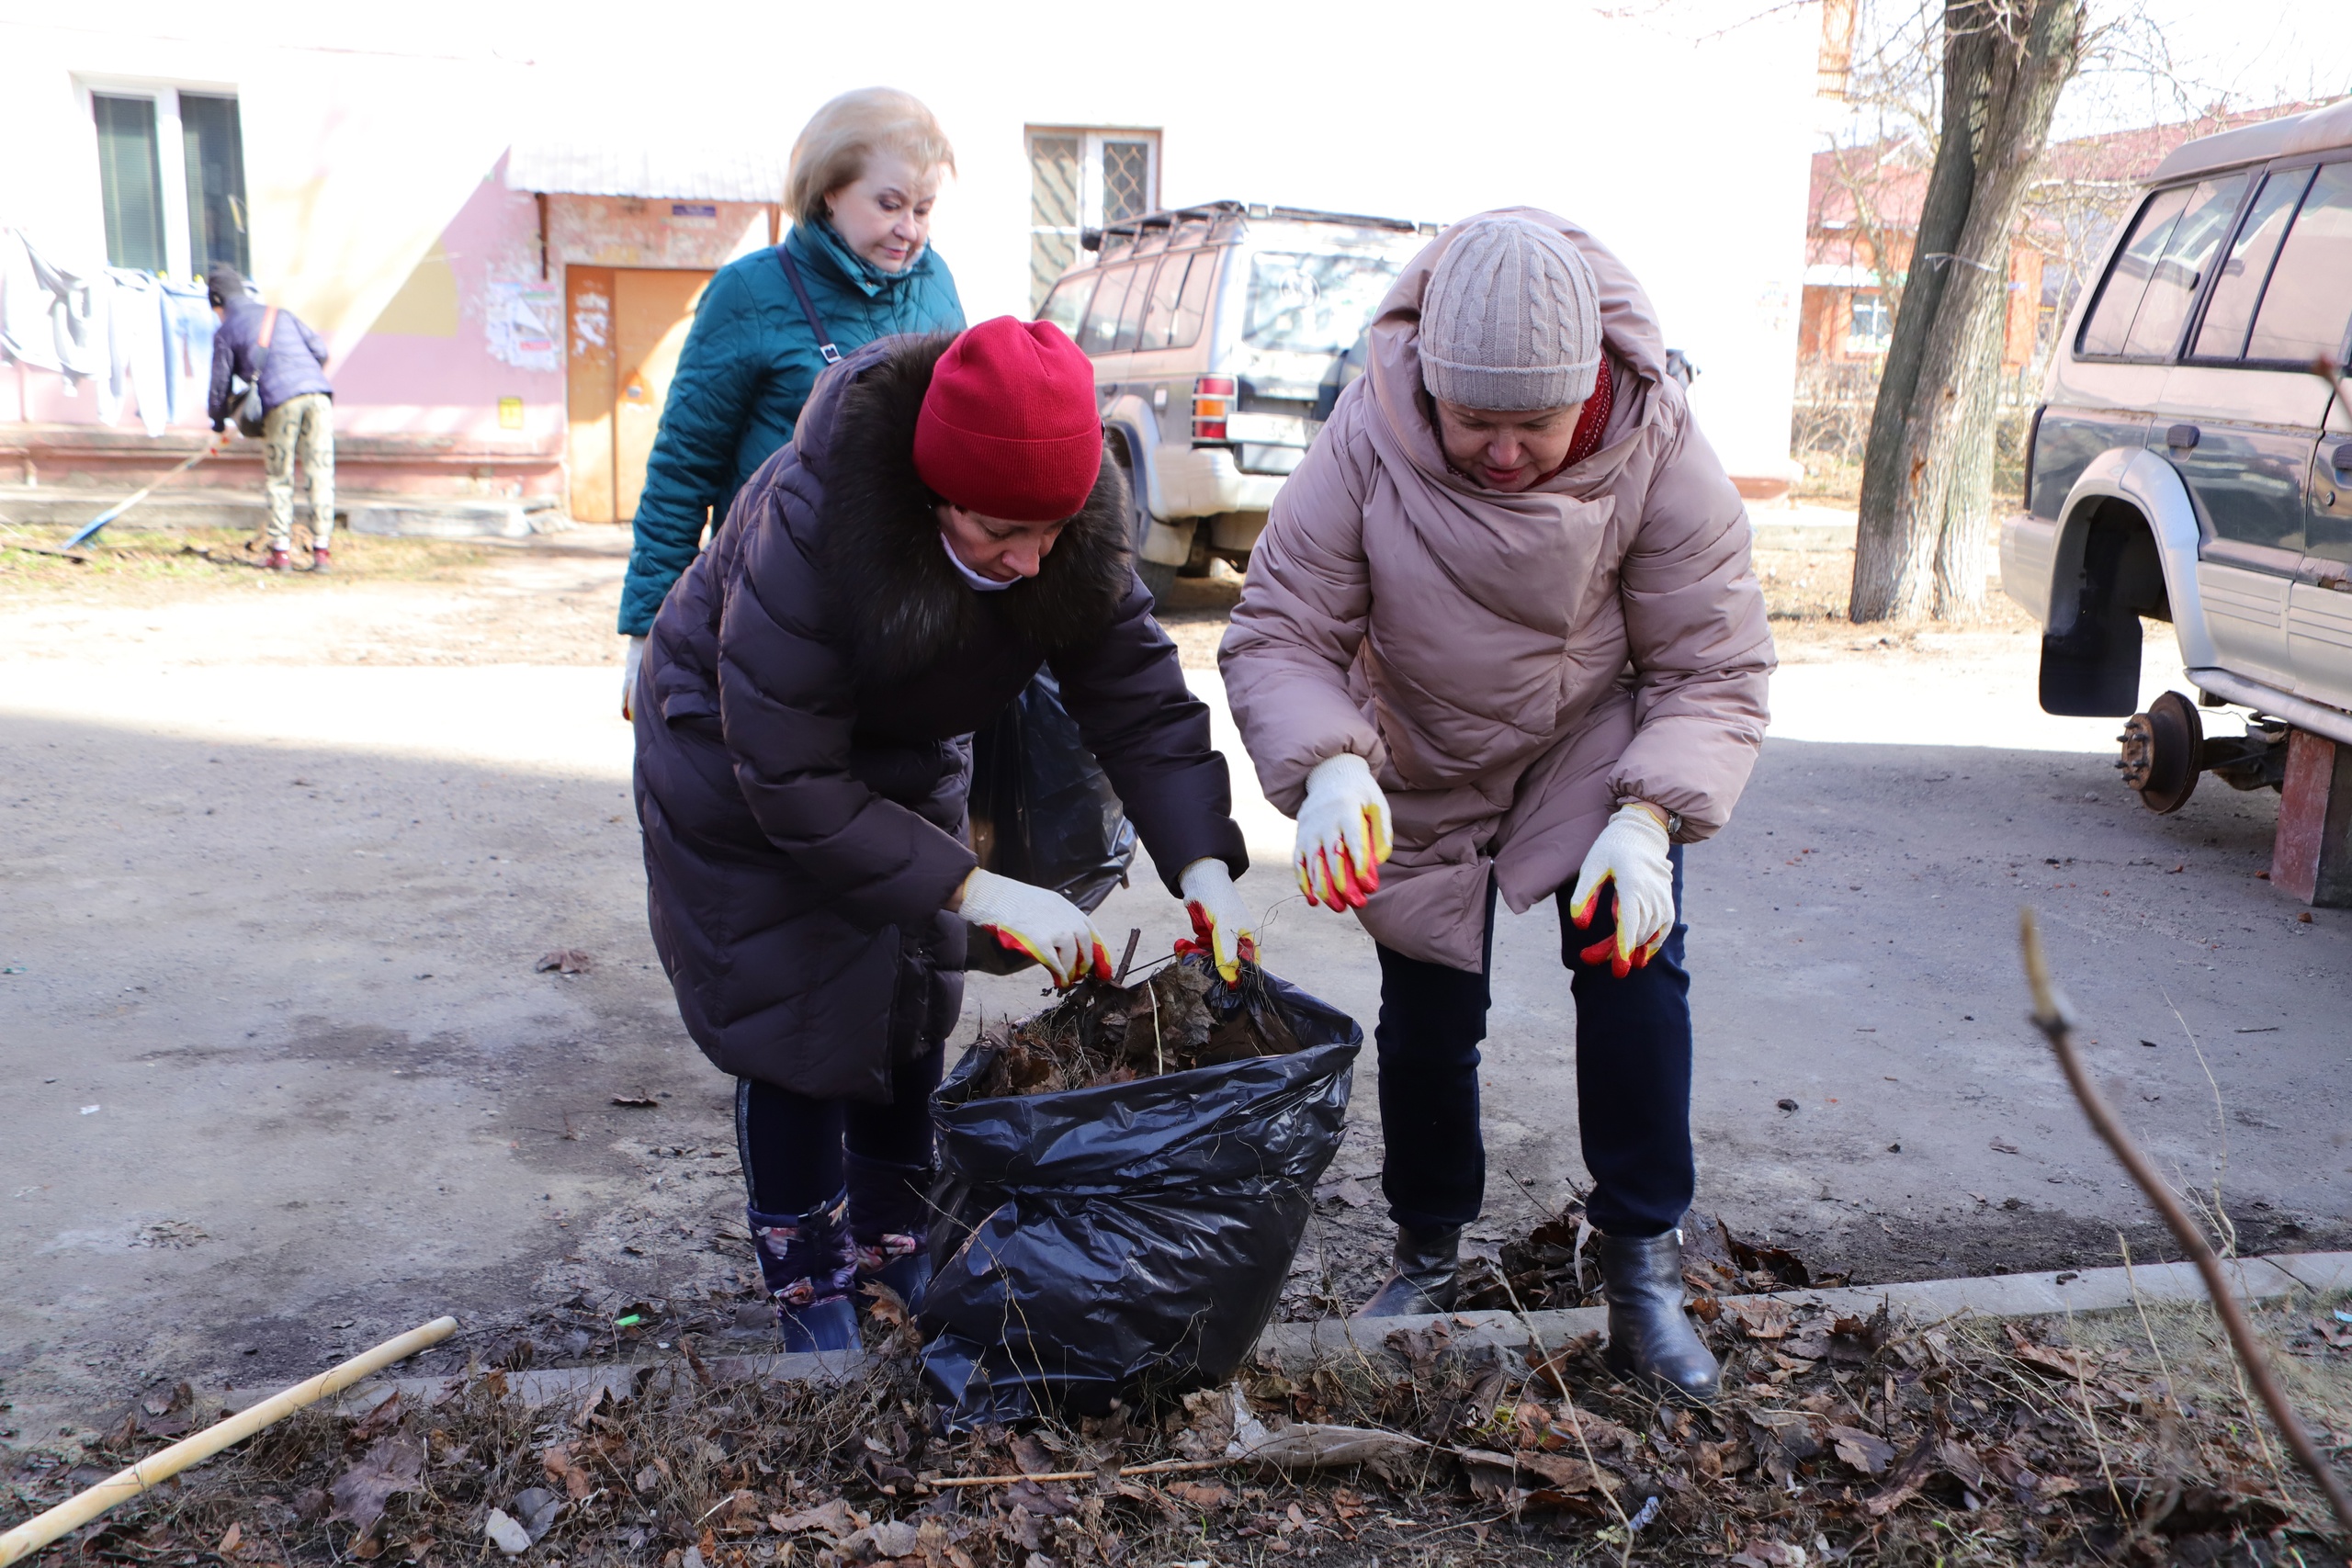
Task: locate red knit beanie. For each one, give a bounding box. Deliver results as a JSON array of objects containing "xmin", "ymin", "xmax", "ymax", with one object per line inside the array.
[{"xmin": 914, "ymin": 317, "xmax": 1103, "ymax": 523}]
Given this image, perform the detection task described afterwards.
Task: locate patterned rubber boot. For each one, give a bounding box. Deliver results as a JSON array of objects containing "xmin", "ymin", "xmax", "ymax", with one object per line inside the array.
[
  {"xmin": 746, "ymin": 1192, "xmax": 858, "ymax": 1353},
  {"xmin": 265, "ymin": 547, "xmax": 291, "ymax": 572},
  {"xmin": 844, "ymin": 1152, "xmax": 933, "ymax": 1314}
]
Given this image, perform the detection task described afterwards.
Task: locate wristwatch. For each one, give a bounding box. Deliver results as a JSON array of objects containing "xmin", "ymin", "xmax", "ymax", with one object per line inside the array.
[{"xmin": 1619, "ymin": 797, "xmax": 1683, "ymax": 837}]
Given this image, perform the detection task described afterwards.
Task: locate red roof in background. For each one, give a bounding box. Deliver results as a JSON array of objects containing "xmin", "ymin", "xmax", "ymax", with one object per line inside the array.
[{"xmin": 1809, "ymin": 100, "xmax": 2337, "ymax": 238}]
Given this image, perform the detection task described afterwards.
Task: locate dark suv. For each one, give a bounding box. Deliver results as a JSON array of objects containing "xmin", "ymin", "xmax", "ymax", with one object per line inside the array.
[{"xmin": 2002, "ymin": 100, "xmax": 2352, "ymax": 853}]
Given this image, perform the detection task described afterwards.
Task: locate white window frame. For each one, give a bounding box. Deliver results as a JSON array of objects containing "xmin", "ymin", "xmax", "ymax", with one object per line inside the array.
[
  {"xmin": 75, "ymin": 75, "xmax": 240, "ymax": 282},
  {"xmin": 1846, "ymin": 289, "xmax": 1892, "ymax": 355},
  {"xmin": 1029, "ymin": 127, "xmax": 1160, "ymax": 243}
]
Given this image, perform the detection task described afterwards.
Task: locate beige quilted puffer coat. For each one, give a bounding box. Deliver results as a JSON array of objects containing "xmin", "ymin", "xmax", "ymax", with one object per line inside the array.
[{"xmin": 1219, "ymin": 209, "xmax": 1775, "ymax": 972}]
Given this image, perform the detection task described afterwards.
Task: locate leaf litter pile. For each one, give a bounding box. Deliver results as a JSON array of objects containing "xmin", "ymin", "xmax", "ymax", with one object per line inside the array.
[
  {"xmin": 10, "ymin": 1269, "xmax": 2349, "ymax": 1568},
  {"xmin": 967, "ymin": 960, "xmax": 1301, "ymax": 1098}
]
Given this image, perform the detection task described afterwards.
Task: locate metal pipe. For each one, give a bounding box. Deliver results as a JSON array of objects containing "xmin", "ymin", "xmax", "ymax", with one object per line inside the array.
[{"xmin": 2186, "ymin": 668, "xmax": 2352, "ymax": 750}]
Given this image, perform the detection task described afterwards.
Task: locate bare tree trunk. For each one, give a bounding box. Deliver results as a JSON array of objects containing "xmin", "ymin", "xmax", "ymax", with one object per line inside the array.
[
  {"xmin": 1849, "ymin": 0, "xmax": 1988, "ymax": 622},
  {"xmin": 1933, "ymin": 312, "xmax": 2006, "ymax": 616},
  {"xmin": 1849, "ymin": 0, "xmax": 2084, "ymax": 623}
]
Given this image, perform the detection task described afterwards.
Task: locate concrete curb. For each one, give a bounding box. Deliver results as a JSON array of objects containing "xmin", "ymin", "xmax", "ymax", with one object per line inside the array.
[
  {"xmin": 228, "ymin": 1250, "xmax": 2351, "ymax": 1412},
  {"xmin": 1255, "ymin": 1250, "xmax": 2352, "ymax": 1370}
]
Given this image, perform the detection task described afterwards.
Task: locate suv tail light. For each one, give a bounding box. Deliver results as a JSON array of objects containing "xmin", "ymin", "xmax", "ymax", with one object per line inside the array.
[{"xmin": 1192, "ymin": 376, "xmax": 1235, "ymax": 444}]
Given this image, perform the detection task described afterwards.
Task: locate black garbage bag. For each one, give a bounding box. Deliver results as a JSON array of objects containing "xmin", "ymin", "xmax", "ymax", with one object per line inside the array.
[
  {"xmin": 964, "ymin": 670, "xmax": 1138, "ymax": 976},
  {"xmin": 920, "ymin": 962, "xmax": 1362, "ymax": 1427}
]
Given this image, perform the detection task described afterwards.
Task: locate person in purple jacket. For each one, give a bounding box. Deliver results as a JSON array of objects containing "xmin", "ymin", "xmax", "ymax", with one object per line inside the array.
[{"xmin": 207, "ymin": 264, "xmax": 335, "ymax": 571}]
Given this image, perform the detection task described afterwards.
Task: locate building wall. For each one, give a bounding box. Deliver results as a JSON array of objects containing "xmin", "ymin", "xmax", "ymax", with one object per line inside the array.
[
  {"xmin": 527, "ymin": 0, "xmax": 1820, "ymax": 491},
  {"xmin": 8, "ymin": 2, "xmax": 1822, "ymax": 502}
]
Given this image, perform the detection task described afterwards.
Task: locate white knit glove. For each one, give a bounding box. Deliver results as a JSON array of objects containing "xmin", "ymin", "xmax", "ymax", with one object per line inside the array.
[
  {"xmin": 1293, "ymin": 752, "xmax": 1393, "ymax": 911},
  {"xmin": 621, "ymin": 635, "xmax": 646, "ymax": 721},
  {"xmin": 1566, "ymin": 803, "xmax": 1675, "ymax": 977},
  {"xmin": 1175, "ymin": 858, "xmax": 1259, "ymax": 983},
  {"xmin": 957, "ymin": 868, "xmax": 1111, "ymax": 987}
]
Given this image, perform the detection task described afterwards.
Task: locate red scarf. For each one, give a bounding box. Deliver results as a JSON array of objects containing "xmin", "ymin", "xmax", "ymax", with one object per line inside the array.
[{"xmin": 1537, "ymin": 357, "xmax": 1614, "ymax": 483}]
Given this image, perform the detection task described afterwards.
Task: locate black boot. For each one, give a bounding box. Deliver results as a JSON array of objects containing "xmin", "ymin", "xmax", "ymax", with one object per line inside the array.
[
  {"xmin": 1597, "ymin": 1228, "xmax": 1719, "ymax": 1402},
  {"xmin": 843, "ymin": 1152, "xmax": 933, "ymax": 1313},
  {"xmin": 1352, "ymin": 1224, "xmax": 1464, "ymax": 1317}
]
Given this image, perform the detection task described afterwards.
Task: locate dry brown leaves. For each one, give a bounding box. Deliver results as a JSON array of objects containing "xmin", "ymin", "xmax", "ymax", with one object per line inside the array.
[{"xmin": 967, "ymin": 959, "xmax": 1300, "ymax": 1099}]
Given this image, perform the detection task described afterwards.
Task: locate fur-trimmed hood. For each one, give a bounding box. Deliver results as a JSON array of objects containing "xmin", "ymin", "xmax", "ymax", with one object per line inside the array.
[{"xmin": 809, "ymin": 333, "xmax": 1134, "ymax": 685}]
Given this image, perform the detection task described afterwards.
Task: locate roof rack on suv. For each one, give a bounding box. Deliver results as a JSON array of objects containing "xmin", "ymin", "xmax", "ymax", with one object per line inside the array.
[{"xmin": 1080, "ymin": 199, "xmax": 1438, "ymax": 252}]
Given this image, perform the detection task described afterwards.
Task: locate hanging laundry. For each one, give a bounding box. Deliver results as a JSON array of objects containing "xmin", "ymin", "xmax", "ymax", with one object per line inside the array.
[
  {"xmin": 160, "ymin": 279, "xmax": 217, "ymax": 426},
  {"xmin": 24, "ymin": 238, "xmax": 109, "ymax": 387},
  {"xmin": 0, "ymin": 228, "xmax": 62, "ymax": 371},
  {"xmin": 107, "ymin": 268, "xmax": 168, "ymax": 435}
]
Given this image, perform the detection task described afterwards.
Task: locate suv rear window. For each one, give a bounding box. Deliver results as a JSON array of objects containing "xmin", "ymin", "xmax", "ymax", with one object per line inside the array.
[
  {"xmin": 2245, "ymin": 161, "xmax": 2352, "ymax": 367},
  {"xmin": 1244, "ymin": 252, "xmax": 1402, "ymax": 355},
  {"xmin": 1038, "ymin": 271, "xmax": 1097, "ymax": 339},
  {"xmin": 2191, "ymin": 166, "xmax": 2312, "ymax": 360},
  {"xmin": 2078, "ymin": 186, "xmax": 2191, "ymax": 357},
  {"xmin": 2119, "ymin": 175, "xmax": 2245, "ymax": 358}
]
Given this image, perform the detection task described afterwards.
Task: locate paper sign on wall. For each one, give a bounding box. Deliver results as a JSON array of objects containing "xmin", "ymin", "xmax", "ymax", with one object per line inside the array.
[{"xmin": 486, "ymin": 279, "xmax": 560, "ymax": 371}]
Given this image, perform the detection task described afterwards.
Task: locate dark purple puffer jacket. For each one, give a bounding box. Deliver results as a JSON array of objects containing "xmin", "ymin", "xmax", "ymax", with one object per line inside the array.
[
  {"xmin": 206, "ymin": 297, "xmax": 332, "ymax": 423},
  {"xmin": 632, "ymin": 333, "xmax": 1248, "ymax": 1101}
]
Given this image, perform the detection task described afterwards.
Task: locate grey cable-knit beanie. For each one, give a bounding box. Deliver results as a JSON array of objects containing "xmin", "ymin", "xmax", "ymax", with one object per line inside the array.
[{"xmin": 1419, "ymin": 217, "xmax": 1601, "ymax": 410}]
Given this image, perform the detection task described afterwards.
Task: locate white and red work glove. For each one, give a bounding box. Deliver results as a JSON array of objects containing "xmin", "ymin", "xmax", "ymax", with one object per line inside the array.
[
  {"xmin": 1294, "ymin": 752, "xmax": 1393, "ymax": 912},
  {"xmin": 957, "ymin": 867, "xmax": 1112, "ymax": 988},
  {"xmin": 1566, "ymin": 803, "xmax": 1676, "ymax": 977},
  {"xmin": 621, "ymin": 636, "xmax": 646, "ymax": 721},
  {"xmin": 1173, "ymin": 858, "xmax": 1259, "ymax": 983}
]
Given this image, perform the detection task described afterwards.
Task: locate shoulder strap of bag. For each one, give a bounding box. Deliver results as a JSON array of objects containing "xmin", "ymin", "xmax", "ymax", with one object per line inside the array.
[
  {"xmin": 257, "ymin": 305, "xmax": 279, "ymax": 351},
  {"xmin": 773, "ymin": 244, "xmax": 841, "ymax": 367}
]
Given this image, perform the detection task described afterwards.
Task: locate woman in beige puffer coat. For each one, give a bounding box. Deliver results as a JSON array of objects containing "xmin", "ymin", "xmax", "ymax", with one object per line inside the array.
[{"xmin": 1220, "ymin": 211, "xmax": 1773, "ymax": 1401}]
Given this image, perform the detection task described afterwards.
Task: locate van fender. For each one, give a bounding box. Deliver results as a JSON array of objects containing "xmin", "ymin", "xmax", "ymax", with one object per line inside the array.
[
  {"xmin": 1101, "ymin": 395, "xmax": 1168, "ymax": 517},
  {"xmin": 2050, "ymin": 446, "xmax": 2214, "ymax": 669},
  {"xmin": 1101, "ymin": 394, "xmax": 1195, "ymax": 566}
]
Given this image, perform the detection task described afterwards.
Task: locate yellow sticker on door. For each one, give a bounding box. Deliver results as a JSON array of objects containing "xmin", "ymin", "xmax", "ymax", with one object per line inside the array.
[{"xmin": 499, "ymin": 397, "xmax": 525, "ymax": 429}]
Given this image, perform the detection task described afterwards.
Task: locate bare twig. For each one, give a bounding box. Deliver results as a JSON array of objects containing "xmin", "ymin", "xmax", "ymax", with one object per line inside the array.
[
  {"xmin": 922, "ymin": 1457, "xmax": 1231, "ymax": 1488},
  {"xmin": 1114, "ymin": 928, "xmax": 1142, "ymax": 987},
  {"xmin": 1496, "ymin": 1274, "xmax": 1637, "ymax": 1565},
  {"xmin": 2018, "ymin": 908, "xmax": 2352, "ymax": 1538},
  {"xmin": 2060, "ymin": 1298, "xmax": 2131, "ymax": 1523}
]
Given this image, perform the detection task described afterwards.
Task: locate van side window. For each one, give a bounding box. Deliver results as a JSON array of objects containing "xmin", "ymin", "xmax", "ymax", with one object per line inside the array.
[
  {"xmin": 2078, "ymin": 186, "xmax": 2191, "ymax": 357},
  {"xmin": 2191, "ymin": 167, "xmax": 2313, "ymax": 361},
  {"xmin": 2245, "ymin": 161, "xmax": 2352, "ymax": 367},
  {"xmin": 1137, "ymin": 253, "xmax": 1195, "ymax": 352},
  {"xmin": 1038, "ymin": 271, "xmax": 1098, "ymax": 338},
  {"xmin": 1080, "ymin": 265, "xmax": 1135, "ymax": 355},
  {"xmin": 1167, "ymin": 251, "xmax": 1218, "ymax": 351},
  {"xmin": 2120, "ymin": 175, "xmax": 2246, "ymax": 359},
  {"xmin": 1112, "ymin": 257, "xmax": 1160, "ymax": 353}
]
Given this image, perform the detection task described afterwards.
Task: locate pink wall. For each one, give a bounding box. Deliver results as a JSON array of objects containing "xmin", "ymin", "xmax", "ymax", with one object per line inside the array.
[{"xmin": 331, "ymin": 156, "xmax": 564, "ymax": 453}]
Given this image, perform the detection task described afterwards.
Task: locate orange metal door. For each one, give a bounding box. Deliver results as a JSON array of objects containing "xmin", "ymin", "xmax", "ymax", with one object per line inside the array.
[
  {"xmin": 565, "ymin": 266, "xmax": 616, "ymax": 524},
  {"xmin": 613, "ymin": 269, "xmax": 713, "ymax": 521}
]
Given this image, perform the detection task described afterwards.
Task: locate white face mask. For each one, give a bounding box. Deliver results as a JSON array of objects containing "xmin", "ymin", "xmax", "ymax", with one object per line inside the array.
[{"xmin": 939, "ymin": 531, "xmax": 1017, "ymax": 592}]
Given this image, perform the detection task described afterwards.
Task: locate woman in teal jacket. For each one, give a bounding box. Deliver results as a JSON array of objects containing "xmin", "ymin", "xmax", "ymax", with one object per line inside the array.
[{"xmin": 619, "ymin": 87, "xmax": 966, "ymax": 705}]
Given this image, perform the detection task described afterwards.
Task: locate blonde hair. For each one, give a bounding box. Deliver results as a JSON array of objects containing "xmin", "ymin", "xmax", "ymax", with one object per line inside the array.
[{"xmin": 786, "ymin": 88, "xmax": 956, "ymax": 227}]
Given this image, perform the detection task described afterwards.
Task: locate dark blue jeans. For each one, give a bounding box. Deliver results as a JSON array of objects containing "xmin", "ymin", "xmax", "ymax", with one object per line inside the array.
[{"xmin": 1373, "ymin": 847, "xmax": 1691, "ymax": 1239}]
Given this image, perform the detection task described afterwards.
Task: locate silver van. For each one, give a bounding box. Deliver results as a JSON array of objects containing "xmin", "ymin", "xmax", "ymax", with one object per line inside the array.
[
  {"xmin": 2001, "ymin": 99, "xmax": 2352, "ymax": 826},
  {"xmin": 1036, "ymin": 201, "xmax": 1436, "ymax": 598}
]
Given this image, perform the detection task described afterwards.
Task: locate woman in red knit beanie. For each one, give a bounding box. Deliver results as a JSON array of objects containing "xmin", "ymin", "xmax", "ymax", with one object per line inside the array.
[{"xmin": 629, "ymin": 317, "xmax": 1260, "ymax": 1351}]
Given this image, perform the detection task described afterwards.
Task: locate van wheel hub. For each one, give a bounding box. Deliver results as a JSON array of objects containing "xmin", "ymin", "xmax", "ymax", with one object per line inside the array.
[{"xmin": 2116, "ymin": 691, "xmax": 2201, "ymax": 814}]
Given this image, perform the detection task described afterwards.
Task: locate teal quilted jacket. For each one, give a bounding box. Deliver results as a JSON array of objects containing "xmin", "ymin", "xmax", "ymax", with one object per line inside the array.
[{"xmin": 618, "ymin": 220, "xmax": 964, "ymax": 636}]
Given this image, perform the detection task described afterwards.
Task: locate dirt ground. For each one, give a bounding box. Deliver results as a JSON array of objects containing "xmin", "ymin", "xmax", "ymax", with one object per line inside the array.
[{"xmin": 4, "ymin": 521, "xmax": 2348, "ymax": 1472}]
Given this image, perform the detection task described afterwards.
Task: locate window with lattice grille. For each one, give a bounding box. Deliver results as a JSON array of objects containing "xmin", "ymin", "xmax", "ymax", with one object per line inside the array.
[{"xmin": 1026, "ymin": 128, "xmax": 1160, "ymax": 313}]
